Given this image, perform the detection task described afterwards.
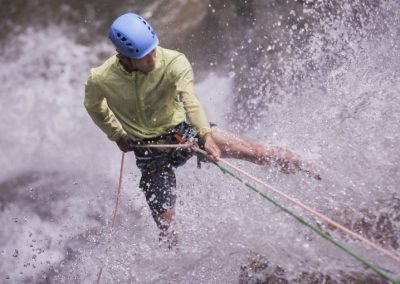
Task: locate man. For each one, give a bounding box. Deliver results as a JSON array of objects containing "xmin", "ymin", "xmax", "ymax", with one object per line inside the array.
[{"xmin": 84, "ymin": 13, "xmax": 319, "ymax": 247}]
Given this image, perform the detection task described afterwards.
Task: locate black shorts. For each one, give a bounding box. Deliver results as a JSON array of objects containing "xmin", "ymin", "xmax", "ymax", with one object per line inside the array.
[
  {"xmin": 133, "ymin": 122, "xmax": 207, "ymax": 217},
  {"xmin": 139, "ymin": 166, "xmax": 176, "ymax": 218}
]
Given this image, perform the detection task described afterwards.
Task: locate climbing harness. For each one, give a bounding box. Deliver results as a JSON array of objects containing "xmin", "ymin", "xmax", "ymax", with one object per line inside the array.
[
  {"xmin": 128, "ymin": 122, "xmax": 203, "ymax": 171},
  {"xmin": 96, "ymin": 144, "xmax": 400, "ymax": 284}
]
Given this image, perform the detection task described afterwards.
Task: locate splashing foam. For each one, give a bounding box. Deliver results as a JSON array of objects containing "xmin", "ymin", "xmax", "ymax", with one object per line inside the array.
[{"xmin": 0, "ymin": 26, "xmax": 118, "ymax": 179}]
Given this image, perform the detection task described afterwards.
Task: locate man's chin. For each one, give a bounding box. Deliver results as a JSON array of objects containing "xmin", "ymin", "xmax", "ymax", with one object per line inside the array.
[{"xmin": 141, "ymin": 64, "xmax": 155, "ymax": 73}]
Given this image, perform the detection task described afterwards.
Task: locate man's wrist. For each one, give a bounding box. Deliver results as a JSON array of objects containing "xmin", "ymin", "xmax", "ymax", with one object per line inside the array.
[
  {"xmin": 202, "ymin": 131, "xmax": 212, "ymax": 141},
  {"xmin": 116, "ymin": 133, "xmax": 128, "ymax": 142},
  {"xmin": 200, "ymin": 129, "xmax": 212, "ymax": 141}
]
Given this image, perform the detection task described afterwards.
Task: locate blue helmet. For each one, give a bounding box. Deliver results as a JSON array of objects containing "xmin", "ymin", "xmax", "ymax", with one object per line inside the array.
[{"xmin": 108, "ymin": 13, "xmax": 159, "ymax": 59}]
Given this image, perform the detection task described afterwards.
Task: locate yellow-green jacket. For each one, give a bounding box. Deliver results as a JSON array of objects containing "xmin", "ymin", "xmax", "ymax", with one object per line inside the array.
[{"xmin": 84, "ymin": 47, "xmax": 211, "ymax": 141}]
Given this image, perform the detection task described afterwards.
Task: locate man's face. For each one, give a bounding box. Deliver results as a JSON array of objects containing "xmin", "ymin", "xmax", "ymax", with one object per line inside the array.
[{"xmin": 131, "ymin": 48, "xmax": 157, "ymax": 74}]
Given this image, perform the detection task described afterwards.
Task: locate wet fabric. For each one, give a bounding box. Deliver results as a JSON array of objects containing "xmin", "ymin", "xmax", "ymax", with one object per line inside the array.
[
  {"xmin": 139, "ymin": 166, "xmax": 176, "ymax": 217},
  {"xmin": 134, "ymin": 122, "xmax": 204, "ymax": 216},
  {"xmin": 84, "ymin": 46, "xmax": 212, "ymax": 141}
]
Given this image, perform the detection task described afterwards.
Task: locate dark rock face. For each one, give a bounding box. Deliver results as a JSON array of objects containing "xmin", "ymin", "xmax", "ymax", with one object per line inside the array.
[
  {"xmin": 328, "ymin": 196, "xmax": 400, "ymax": 250},
  {"xmin": 0, "ymin": 1, "xmax": 209, "ymax": 48},
  {"xmin": 239, "ymin": 253, "xmax": 385, "ymax": 284},
  {"xmin": 239, "ymin": 196, "xmax": 400, "ymax": 283}
]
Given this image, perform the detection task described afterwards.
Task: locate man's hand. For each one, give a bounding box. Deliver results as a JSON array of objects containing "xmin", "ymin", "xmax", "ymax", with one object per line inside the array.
[
  {"xmin": 203, "ymin": 132, "xmax": 221, "ymax": 162},
  {"xmin": 267, "ymin": 147, "xmax": 321, "ymax": 180},
  {"xmin": 116, "ymin": 134, "xmax": 132, "ymax": 152}
]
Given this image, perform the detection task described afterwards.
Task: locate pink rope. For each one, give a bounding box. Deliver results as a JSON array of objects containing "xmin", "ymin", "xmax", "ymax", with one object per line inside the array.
[
  {"xmin": 130, "ymin": 142, "xmax": 193, "ymax": 148},
  {"xmin": 192, "ymin": 145, "xmax": 400, "ymax": 264},
  {"xmin": 97, "ymin": 152, "xmax": 125, "ymax": 284}
]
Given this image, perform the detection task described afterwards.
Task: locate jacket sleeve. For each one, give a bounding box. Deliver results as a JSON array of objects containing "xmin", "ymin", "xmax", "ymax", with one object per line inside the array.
[
  {"xmin": 171, "ymin": 55, "xmax": 212, "ymax": 138},
  {"xmin": 83, "ymin": 73, "xmax": 125, "ymax": 141}
]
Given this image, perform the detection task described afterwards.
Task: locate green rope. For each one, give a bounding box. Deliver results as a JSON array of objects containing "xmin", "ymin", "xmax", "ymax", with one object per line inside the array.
[{"xmin": 212, "ymin": 161, "xmax": 399, "ymax": 284}]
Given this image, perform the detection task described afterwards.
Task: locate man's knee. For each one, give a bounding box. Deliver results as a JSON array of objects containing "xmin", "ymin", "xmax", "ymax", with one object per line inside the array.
[{"xmin": 252, "ymin": 144, "xmax": 266, "ymax": 163}]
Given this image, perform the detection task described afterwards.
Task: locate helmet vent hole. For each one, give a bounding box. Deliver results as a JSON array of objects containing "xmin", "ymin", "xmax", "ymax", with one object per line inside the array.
[
  {"xmin": 142, "ymin": 20, "xmax": 147, "ymax": 25},
  {"xmin": 136, "ymin": 49, "xmax": 140, "ymax": 53},
  {"xmin": 121, "ymin": 37, "xmax": 127, "ymax": 41}
]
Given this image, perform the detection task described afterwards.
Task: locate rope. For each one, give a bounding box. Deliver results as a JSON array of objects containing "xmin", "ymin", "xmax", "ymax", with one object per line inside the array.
[
  {"xmin": 96, "ymin": 152, "xmax": 125, "ymax": 284},
  {"xmin": 111, "ymin": 152, "xmax": 125, "ymax": 228},
  {"xmin": 192, "ymin": 146, "xmax": 400, "ymax": 261},
  {"xmin": 206, "ymin": 156, "xmax": 399, "ymax": 284},
  {"xmin": 130, "ymin": 142, "xmax": 194, "ymax": 148},
  {"xmin": 189, "ymin": 145, "xmax": 399, "ymax": 283}
]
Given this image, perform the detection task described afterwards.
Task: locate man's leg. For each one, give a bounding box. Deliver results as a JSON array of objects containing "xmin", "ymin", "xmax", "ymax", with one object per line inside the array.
[
  {"xmin": 210, "ymin": 127, "xmax": 267, "ymax": 164},
  {"xmin": 155, "ymin": 208, "xmax": 178, "ymax": 247},
  {"xmin": 153, "ymin": 207, "xmax": 175, "ymax": 234},
  {"xmin": 210, "ymin": 127, "xmax": 320, "ymax": 179},
  {"xmin": 139, "ymin": 167, "xmax": 179, "ymax": 247}
]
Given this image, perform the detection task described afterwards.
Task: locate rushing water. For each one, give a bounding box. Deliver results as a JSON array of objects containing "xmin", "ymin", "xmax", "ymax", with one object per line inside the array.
[{"xmin": 1, "ymin": 0, "xmax": 399, "ymax": 283}]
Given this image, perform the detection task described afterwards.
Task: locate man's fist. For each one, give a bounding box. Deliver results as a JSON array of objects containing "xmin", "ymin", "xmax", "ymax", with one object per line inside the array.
[{"xmin": 116, "ymin": 134, "xmax": 133, "ymax": 152}]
